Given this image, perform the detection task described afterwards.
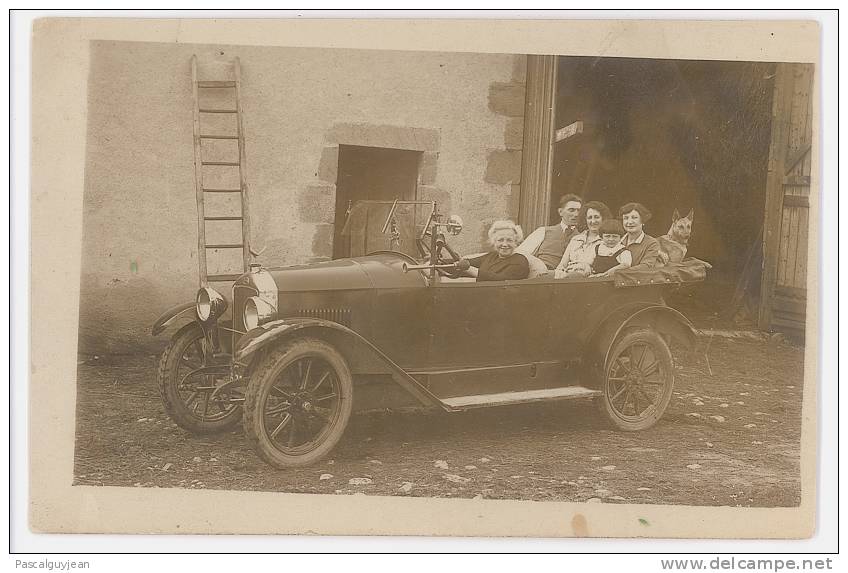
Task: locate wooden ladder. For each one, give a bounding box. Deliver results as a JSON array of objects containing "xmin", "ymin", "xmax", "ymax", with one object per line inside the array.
[{"xmin": 190, "ymin": 55, "xmax": 253, "ymax": 286}]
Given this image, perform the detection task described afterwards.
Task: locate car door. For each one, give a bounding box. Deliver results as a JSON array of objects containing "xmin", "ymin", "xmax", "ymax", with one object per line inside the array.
[
  {"xmin": 424, "ymin": 274, "xmax": 584, "ymax": 397},
  {"xmin": 547, "ymin": 276, "xmax": 615, "ymax": 362},
  {"xmin": 500, "ymin": 277, "xmax": 555, "ymax": 365},
  {"xmin": 424, "ymin": 279, "xmax": 507, "ymax": 398},
  {"xmin": 429, "ymin": 280, "xmax": 505, "ymax": 367}
]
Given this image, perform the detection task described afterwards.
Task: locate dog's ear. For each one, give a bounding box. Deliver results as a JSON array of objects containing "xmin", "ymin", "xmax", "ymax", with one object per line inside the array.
[
  {"xmin": 686, "ymin": 208, "xmax": 694, "ymax": 221},
  {"xmin": 672, "ymin": 208, "xmax": 680, "ymax": 221}
]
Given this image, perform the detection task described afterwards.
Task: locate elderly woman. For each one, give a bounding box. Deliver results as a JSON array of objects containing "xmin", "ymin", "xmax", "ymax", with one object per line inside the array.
[
  {"xmin": 463, "ymin": 220, "xmax": 530, "ymax": 282},
  {"xmin": 553, "ymin": 201, "xmax": 613, "ymax": 278},
  {"xmin": 619, "ymin": 202, "xmax": 660, "ymax": 271}
]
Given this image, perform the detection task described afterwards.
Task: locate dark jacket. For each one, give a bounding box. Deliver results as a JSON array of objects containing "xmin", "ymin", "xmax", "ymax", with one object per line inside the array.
[{"xmin": 467, "ymin": 252, "xmax": 530, "ymax": 282}]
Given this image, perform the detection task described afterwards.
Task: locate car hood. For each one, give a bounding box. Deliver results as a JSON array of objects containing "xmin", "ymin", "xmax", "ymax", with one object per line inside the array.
[{"xmin": 260, "ymin": 251, "xmax": 427, "ymax": 292}]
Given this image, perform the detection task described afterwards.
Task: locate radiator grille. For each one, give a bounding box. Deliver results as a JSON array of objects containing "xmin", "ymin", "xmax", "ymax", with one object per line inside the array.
[{"xmin": 294, "ymin": 308, "xmax": 352, "ymax": 327}]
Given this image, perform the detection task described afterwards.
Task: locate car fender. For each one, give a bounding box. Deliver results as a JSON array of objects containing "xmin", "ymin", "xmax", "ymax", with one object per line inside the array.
[
  {"xmin": 584, "ymin": 304, "xmax": 696, "ymax": 373},
  {"xmin": 151, "ymin": 302, "xmax": 197, "ymax": 336},
  {"xmin": 235, "ymin": 317, "xmax": 446, "ymax": 410}
]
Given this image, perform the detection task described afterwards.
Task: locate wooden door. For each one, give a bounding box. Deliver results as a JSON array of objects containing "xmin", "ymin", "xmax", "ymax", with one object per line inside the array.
[
  {"xmin": 333, "ymin": 145, "xmax": 421, "ymax": 259},
  {"xmin": 759, "ymin": 63, "xmax": 814, "ymax": 332}
]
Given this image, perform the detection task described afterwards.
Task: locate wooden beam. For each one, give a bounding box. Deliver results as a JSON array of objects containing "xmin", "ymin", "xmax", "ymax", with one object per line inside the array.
[
  {"xmin": 190, "ymin": 55, "xmax": 209, "ymax": 287},
  {"xmin": 518, "ymin": 55, "xmax": 557, "ymax": 233},
  {"xmin": 784, "ymin": 142, "xmax": 812, "ymax": 174},
  {"xmin": 782, "ymin": 175, "xmax": 811, "ymax": 187},
  {"xmin": 758, "ymin": 63, "xmax": 795, "ymax": 330},
  {"xmin": 775, "ymin": 285, "xmax": 807, "ymax": 298},
  {"xmin": 234, "ymin": 57, "xmax": 253, "ymax": 271},
  {"xmin": 781, "ymin": 195, "xmax": 810, "ymax": 208}
]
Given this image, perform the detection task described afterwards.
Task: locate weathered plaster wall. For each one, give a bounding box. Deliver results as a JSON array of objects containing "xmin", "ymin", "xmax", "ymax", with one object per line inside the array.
[{"xmin": 79, "ymin": 41, "xmax": 525, "ymax": 353}]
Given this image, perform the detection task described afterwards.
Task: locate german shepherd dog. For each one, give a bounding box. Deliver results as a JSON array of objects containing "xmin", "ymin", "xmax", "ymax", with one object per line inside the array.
[{"xmin": 658, "ymin": 208, "xmax": 693, "ymax": 264}]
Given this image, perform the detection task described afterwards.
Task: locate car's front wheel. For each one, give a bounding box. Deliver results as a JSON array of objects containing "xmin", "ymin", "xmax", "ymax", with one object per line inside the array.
[
  {"xmin": 243, "ymin": 337, "xmax": 353, "ymax": 468},
  {"xmin": 157, "ymin": 323, "xmax": 242, "ymax": 434},
  {"xmin": 596, "ymin": 328, "xmax": 674, "ymax": 431}
]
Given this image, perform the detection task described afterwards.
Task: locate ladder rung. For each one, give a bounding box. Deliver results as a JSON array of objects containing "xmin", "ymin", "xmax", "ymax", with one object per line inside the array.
[
  {"xmin": 197, "ymin": 81, "xmax": 236, "ymax": 88},
  {"xmin": 207, "ymin": 273, "xmax": 243, "ymax": 281},
  {"xmin": 202, "ymin": 188, "xmax": 242, "ymax": 193},
  {"xmin": 205, "ymin": 244, "xmax": 244, "ymax": 249},
  {"xmin": 201, "ymin": 161, "xmax": 240, "ymax": 166},
  {"xmin": 204, "ymin": 216, "xmax": 243, "ymax": 221},
  {"xmin": 200, "ymin": 134, "xmax": 239, "ymax": 140},
  {"xmin": 199, "ymin": 108, "xmax": 238, "ymax": 113}
]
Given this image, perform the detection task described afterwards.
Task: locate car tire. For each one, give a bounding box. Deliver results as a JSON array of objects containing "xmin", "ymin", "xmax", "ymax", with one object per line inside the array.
[
  {"xmin": 596, "ymin": 328, "xmax": 674, "ymax": 431},
  {"xmin": 157, "ymin": 322, "xmax": 242, "ymax": 434},
  {"xmin": 243, "ymin": 337, "xmax": 353, "ymax": 469}
]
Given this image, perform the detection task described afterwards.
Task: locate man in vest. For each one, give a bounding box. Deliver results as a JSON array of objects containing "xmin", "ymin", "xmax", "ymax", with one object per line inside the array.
[{"xmin": 515, "ymin": 194, "xmax": 584, "ymax": 270}]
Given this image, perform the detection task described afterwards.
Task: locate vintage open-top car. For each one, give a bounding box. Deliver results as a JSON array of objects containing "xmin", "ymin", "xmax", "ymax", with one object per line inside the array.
[{"xmin": 152, "ymin": 200, "xmax": 707, "ymax": 469}]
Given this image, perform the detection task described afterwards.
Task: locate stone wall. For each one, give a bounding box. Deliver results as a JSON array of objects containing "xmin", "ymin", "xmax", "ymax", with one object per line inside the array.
[{"xmin": 79, "ymin": 41, "xmax": 525, "ymax": 353}]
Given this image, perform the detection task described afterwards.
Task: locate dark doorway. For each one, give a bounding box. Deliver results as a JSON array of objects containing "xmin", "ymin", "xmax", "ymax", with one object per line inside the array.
[
  {"xmin": 550, "ymin": 57, "xmax": 776, "ymax": 325},
  {"xmin": 333, "ymin": 145, "xmax": 422, "ymax": 259}
]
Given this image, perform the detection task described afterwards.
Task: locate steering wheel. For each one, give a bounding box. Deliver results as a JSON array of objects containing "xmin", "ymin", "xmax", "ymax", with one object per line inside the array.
[{"xmin": 415, "ymin": 232, "xmax": 465, "ymax": 278}]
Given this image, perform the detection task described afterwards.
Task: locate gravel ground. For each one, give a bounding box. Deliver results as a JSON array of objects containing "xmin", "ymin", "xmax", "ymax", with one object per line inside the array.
[{"xmin": 74, "ymin": 335, "xmax": 804, "ymax": 507}]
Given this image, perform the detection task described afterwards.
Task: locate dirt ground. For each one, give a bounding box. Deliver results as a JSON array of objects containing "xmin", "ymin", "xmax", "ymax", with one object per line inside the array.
[{"xmin": 74, "ymin": 334, "xmax": 805, "ymax": 507}]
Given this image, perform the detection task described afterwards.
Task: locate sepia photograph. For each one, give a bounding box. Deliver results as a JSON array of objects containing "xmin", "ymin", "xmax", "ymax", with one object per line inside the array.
[{"xmin": 23, "ymin": 16, "xmax": 827, "ymax": 542}]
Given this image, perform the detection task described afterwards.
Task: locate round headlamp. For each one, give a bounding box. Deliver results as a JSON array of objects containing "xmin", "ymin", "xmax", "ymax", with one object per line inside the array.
[
  {"xmin": 243, "ymin": 296, "xmax": 276, "ymax": 331},
  {"xmin": 196, "ymin": 286, "xmax": 228, "ymax": 322}
]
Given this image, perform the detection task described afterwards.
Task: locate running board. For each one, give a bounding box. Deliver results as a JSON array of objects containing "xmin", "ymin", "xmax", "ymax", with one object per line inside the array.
[{"xmin": 441, "ymin": 386, "xmax": 602, "ymax": 411}]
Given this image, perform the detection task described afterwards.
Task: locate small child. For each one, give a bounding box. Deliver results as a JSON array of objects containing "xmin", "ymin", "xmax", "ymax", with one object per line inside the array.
[{"xmin": 591, "ymin": 219, "xmax": 632, "ymax": 276}]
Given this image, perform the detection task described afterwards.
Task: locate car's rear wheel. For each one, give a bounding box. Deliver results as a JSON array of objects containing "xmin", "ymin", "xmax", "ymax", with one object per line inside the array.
[
  {"xmin": 157, "ymin": 323, "xmax": 242, "ymax": 434},
  {"xmin": 243, "ymin": 337, "xmax": 353, "ymax": 468},
  {"xmin": 596, "ymin": 328, "xmax": 674, "ymax": 431}
]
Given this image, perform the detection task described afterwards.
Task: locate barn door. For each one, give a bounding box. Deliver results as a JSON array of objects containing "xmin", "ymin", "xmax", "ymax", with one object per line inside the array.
[{"xmin": 759, "ymin": 63, "xmax": 814, "ymax": 332}]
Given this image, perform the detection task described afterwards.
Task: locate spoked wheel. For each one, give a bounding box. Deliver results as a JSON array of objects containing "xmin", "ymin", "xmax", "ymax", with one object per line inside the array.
[
  {"xmin": 596, "ymin": 328, "xmax": 674, "ymax": 431},
  {"xmin": 244, "ymin": 337, "xmax": 353, "ymax": 468},
  {"xmin": 157, "ymin": 323, "xmax": 242, "ymax": 434}
]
